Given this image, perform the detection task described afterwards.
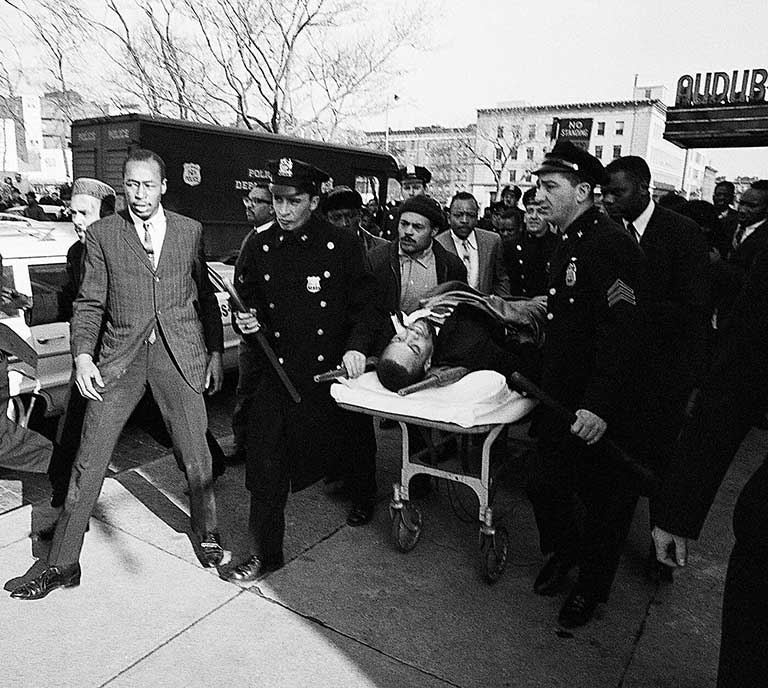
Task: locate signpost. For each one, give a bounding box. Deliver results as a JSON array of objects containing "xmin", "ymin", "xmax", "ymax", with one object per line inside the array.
[{"xmin": 552, "ymin": 118, "xmax": 593, "ymax": 150}]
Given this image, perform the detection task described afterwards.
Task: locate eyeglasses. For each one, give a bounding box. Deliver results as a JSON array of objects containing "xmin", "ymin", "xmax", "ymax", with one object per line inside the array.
[{"xmin": 243, "ymin": 197, "xmax": 272, "ymax": 208}]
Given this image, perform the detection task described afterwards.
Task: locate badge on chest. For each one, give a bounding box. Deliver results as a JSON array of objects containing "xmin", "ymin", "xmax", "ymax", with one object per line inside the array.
[
  {"xmin": 565, "ymin": 258, "xmax": 577, "ymax": 287},
  {"xmin": 306, "ymin": 275, "xmax": 321, "ymax": 293}
]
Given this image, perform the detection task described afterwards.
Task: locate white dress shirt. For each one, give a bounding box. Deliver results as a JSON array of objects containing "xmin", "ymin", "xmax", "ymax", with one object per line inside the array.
[
  {"xmin": 128, "ymin": 205, "xmax": 167, "ymax": 267},
  {"xmin": 624, "ymin": 199, "xmax": 654, "ymax": 241}
]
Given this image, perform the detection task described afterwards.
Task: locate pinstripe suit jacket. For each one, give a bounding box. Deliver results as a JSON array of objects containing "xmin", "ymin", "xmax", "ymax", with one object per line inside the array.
[
  {"xmin": 71, "ymin": 209, "xmax": 221, "ymax": 393},
  {"xmin": 435, "ymin": 228, "xmax": 511, "ymax": 296}
]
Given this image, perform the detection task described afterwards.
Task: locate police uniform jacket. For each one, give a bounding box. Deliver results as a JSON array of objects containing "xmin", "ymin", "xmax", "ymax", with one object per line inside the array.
[
  {"xmin": 502, "ymin": 230, "xmax": 558, "ymax": 297},
  {"xmin": 534, "ymin": 206, "xmax": 645, "ymax": 443},
  {"xmin": 234, "ymin": 213, "xmax": 382, "ymax": 492}
]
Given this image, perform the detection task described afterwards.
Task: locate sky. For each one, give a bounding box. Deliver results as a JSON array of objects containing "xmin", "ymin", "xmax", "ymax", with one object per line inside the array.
[{"xmin": 361, "ymin": 0, "xmax": 768, "ymax": 179}]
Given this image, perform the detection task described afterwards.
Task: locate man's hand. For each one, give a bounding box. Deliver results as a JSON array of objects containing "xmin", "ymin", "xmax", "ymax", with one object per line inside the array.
[
  {"xmin": 342, "ymin": 350, "xmax": 367, "ymax": 379},
  {"xmin": 235, "ymin": 308, "xmax": 261, "ymax": 335},
  {"xmin": 571, "ymin": 408, "xmax": 607, "ymax": 445},
  {"xmin": 75, "ymin": 353, "xmax": 104, "ymax": 401},
  {"xmin": 651, "ymin": 526, "xmax": 688, "ymax": 568},
  {"xmin": 205, "ymin": 351, "xmax": 224, "ymax": 395}
]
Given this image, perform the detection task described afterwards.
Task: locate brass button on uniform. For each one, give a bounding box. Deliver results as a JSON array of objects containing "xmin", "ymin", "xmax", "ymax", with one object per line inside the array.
[
  {"xmin": 547, "ymin": 313, "xmax": 554, "ymax": 320},
  {"xmin": 317, "ymin": 329, "xmax": 324, "ymax": 335},
  {"xmin": 549, "ymin": 287, "xmax": 556, "ymax": 295},
  {"xmin": 317, "ymin": 354, "xmax": 324, "ymax": 362}
]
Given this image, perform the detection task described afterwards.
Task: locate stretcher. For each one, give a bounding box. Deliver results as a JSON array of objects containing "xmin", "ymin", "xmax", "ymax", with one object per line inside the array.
[{"xmin": 331, "ymin": 370, "xmax": 536, "ymax": 583}]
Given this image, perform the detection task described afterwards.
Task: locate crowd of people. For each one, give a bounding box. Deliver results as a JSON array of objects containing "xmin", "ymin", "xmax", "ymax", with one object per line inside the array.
[{"xmin": 3, "ymin": 141, "xmax": 767, "ymax": 688}]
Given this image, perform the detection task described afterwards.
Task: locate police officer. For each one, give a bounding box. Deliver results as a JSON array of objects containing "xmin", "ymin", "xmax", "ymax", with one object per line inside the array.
[
  {"xmin": 226, "ymin": 158, "xmax": 382, "ymax": 583},
  {"xmin": 526, "ymin": 141, "xmax": 647, "ymax": 628},
  {"xmin": 503, "ymin": 187, "xmax": 557, "ymax": 297},
  {"xmin": 381, "ymin": 165, "xmax": 433, "ymax": 241}
]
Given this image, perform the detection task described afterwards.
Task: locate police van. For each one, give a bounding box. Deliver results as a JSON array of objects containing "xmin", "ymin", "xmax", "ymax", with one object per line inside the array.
[{"xmin": 2, "ymin": 216, "xmax": 239, "ymax": 417}]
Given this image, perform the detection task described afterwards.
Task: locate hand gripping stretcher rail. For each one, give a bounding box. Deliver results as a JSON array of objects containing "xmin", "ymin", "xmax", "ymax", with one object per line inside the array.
[{"xmin": 329, "ymin": 370, "xmax": 536, "ymax": 583}]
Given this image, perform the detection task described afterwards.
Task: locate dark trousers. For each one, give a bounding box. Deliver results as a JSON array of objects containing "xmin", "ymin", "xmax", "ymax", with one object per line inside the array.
[
  {"xmin": 48, "ymin": 373, "xmax": 88, "ymax": 501},
  {"xmin": 528, "ymin": 436, "xmax": 639, "ymax": 600},
  {"xmin": 717, "ymin": 458, "xmax": 768, "ymax": 688},
  {"xmin": 48, "ymin": 338, "xmax": 217, "ymax": 567},
  {"xmin": 339, "ymin": 409, "xmax": 377, "ymax": 502}
]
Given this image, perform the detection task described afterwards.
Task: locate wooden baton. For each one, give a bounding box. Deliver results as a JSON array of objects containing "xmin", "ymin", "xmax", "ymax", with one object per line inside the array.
[{"xmin": 222, "ymin": 277, "xmax": 302, "ymax": 404}]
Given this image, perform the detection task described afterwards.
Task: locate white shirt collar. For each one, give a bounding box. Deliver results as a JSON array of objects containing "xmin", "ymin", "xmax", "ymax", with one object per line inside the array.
[
  {"xmin": 128, "ymin": 204, "xmax": 166, "ymax": 229},
  {"xmin": 624, "ymin": 199, "xmax": 654, "ymax": 238},
  {"xmin": 451, "ymin": 229, "xmax": 477, "ymax": 250}
]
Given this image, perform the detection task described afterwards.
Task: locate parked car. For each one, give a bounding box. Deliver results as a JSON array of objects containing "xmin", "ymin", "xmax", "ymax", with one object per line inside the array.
[{"xmin": 2, "ymin": 218, "xmax": 239, "ymax": 416}]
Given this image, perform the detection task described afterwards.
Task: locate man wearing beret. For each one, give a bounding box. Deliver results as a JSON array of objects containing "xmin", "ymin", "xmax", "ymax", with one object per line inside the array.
[
  {"xmin": 526, "ymin": 141, "xmax": 647, "ymax": 628},
  {"xmin": 227, "ymin": 158, "xmax": 384, "ymax": 583},
  {"xmin": 321, "ymin": 186, "xmax": 388, "ymax": 253},
  {"xmin": 367, "ymin": 195, "xmax": 466, "ymax": 321}
]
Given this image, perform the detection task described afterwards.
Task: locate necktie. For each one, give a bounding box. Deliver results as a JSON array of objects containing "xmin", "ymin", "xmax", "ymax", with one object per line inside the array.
[
  {"xmin": 142, "ymin": 221, "xmax": 155, "ymax": 267},
  {"xmin": 460, "ymin": 239, "xmax": 471, "ymax": 269},
  {"xmin": 626, "ymin": 222, "xmax": 640, "ymax": 245},
  {"xmin": 142, "ymin": 221, "xmax": 157, "ymax": 343},
  {"xmin": 732, "ymin": 224, "xmax": 746, "ymax": 250}
]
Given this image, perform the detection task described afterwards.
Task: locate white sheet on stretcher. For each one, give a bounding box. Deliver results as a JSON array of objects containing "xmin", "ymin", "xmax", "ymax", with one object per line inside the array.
[{"xmin": 330, "ymin": 370, "xmax": 536, "ymax": 428}]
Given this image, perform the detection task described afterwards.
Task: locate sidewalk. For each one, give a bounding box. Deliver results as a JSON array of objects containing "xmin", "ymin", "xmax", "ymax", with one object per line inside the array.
[{"xmin": 2, "ymin": 424, "xmax": 764, "ymax": 688}]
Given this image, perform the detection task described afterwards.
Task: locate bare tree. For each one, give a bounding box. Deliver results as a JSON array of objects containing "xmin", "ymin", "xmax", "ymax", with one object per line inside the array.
[{"xmin": 461, "ymin": 117, "xmax": 525, "ymax": 199}]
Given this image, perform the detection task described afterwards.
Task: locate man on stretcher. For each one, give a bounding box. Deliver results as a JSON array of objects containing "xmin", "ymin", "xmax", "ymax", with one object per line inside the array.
[{"xmin": 375, "ymin": 281, "xmax": 546, "ymax": 393}]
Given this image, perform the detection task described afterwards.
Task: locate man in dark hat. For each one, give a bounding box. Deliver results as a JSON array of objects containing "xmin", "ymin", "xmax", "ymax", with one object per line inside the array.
[
  {"xmin": 398, "ymin": 164, "xmax": 432, "ymax": 199},
  {"xmin": 526, "ymin": 140, "xmax": 647, "ymax": 628},
  {"xmin": 367, "ymin": 195, "xmax": 465, "ymax": 319},
  {"xmin": 226, "ymin": 157, "xmax": 384, "ymax": 583},
  {"xmin": 23, "ymin": 191, "xmax": 49, "ymax": 221},
  {"xmin": 321, "ymin": 186, "xmax": 388, "ymax": 253}
]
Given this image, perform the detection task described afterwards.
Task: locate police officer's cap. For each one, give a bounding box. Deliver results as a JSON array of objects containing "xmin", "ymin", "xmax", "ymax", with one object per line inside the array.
[
  {"xmin": 534, "ymin": 141, "xmax": 605, "ymax": 187},
  {"xmin": 321, "ymin": 186, "xmax": 363, "ymax": 213},
  {"xmin": 398, "ymin": 195, "xmax": 446, "ymax": 231},
  {"xmin": 397, "ymin": 164, "xmax": 432, "ymax": 185},
  {"xmin": 266, "ymin": 157, "xmax": 330, "ymax": 195}
]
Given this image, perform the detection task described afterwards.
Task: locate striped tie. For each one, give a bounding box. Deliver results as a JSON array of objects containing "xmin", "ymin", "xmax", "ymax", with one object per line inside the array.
[{"xmin": 142, "ymin": 221, "xmax": 155, "ymax": 267}]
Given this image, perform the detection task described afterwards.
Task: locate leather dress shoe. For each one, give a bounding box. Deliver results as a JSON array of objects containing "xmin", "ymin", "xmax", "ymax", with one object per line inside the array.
[
  {"xmin": 10, "ymin": 564, "xmax": 81, "ymax": 600},
  {"xmin": 223, "ymin": 555, "xmax": 283, "ymax": 583},
  {"xmin": 533, "ymin": 553, "xmax": 577, "ymax": 596},
  {"xmin": 199, "ymin": 532, "xmax": 226, "ymax": 568},
  {"xmin": 346, "ymin": 500, "xmax": 375, "ymax": 527},
  {"xmin": 558, "ymin": 589, "xmax": 601, "ymax": 629}
]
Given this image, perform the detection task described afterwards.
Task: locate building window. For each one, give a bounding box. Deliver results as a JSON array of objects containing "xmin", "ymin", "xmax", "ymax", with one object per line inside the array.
[
  {"xmin": 544, "ymin": 124, "xmax": 552, "ymax": 138},
  {"xmin": 509, "ymin": 170, "xmax": 516, "ymax": 182},
  {"xmin": 594, "ymin": 145, "xmax": 603, "ymax": 160},
  {"xmin": 597, "ymin": 121, "xmax": 605, "ymax": 136},
  {"xmin": 526, "ymin": 147, "xmax": 534, "ymax": 161},
  {"xmin": 528, "ymin": 124, "xmax": 536, "ymax": 140},
  {"xmin": 496, "ymin": 125, "xmax": 504, "ymax": 139},
  {"xmin": 510, "ymin": 147, "xmax": 518, "ymax": 160},
  {"xmin": 615, "ymin": 121, "xmax": 624, "ymax": 136},
  {"xmin": 613, "ymin": 145, "xmax": 622, "ymax": 159},
  {"xmin": 644, "ymin": 88, "xmax": 652, "ymax": 99},
  {"xmin": 524, "ymin": 170, "xmax": 532, "ymax": 182},
  {"xmin": 495, "ymin": 146, "xmax": 503, "ymax": 161}
]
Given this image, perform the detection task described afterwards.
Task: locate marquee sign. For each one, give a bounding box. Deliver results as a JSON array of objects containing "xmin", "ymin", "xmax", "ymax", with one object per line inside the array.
[
  {"xmin": 675, "ymin": 69, "xmax": 768, "ymax": 107},
  {"xmin": 665, "ymin": 68, "xmax": 768, "ymax": 149}
]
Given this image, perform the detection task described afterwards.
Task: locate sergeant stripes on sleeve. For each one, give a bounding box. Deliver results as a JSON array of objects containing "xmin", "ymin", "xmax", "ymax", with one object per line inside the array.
[{"xmin": 606, "ymin": 278, "xmax": 636, "ymax": 308}]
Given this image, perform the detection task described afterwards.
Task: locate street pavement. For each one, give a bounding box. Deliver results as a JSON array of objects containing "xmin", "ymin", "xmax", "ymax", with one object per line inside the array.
[{"xmin": 1, "ymin": 389, "xmax": 764, "ymax": 688}]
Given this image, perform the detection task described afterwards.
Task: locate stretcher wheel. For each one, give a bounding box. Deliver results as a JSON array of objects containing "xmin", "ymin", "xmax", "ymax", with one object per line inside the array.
[
  {"xmin": 391, "ymin": 504, "xmax": 423, "ymax": 553},
  {"xmin": 480, "ymin": 526, "xmax": 509, "ymax": 584}
]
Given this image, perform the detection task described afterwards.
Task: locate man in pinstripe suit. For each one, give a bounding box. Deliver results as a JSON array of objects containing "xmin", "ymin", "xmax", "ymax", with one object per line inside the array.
[{"xmin": 11, "ymin": 149, "xmax": 226, "ymax": 600}]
